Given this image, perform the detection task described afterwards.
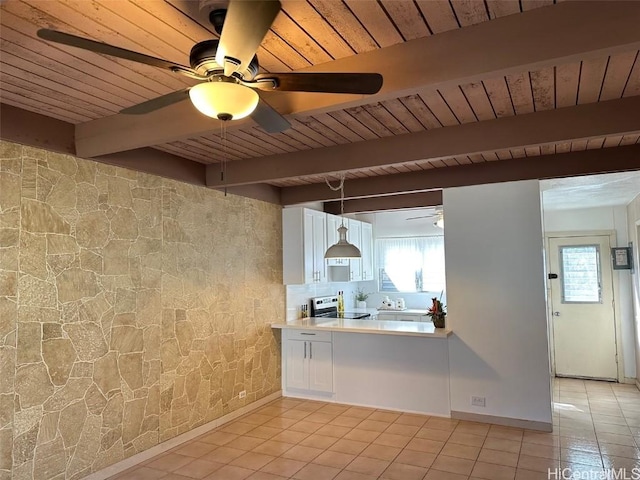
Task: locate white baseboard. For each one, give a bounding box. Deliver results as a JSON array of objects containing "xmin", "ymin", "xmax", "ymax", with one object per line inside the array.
[
  {"xmin": 85, "ymin": 390, "xmax": 282, "ymax": 480},
  {"xmin": 451, "ymin": 410, "xmax": 553, "ymax": 432},
  {"xmin": 283, "ymin": 392, "xmax": 451, "ymax": 418}
]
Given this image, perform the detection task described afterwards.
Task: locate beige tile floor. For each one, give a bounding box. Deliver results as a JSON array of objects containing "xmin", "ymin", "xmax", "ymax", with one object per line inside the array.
[{"xmin": 112, "ymin": 379, "xmax": 640, "ymax": 480}]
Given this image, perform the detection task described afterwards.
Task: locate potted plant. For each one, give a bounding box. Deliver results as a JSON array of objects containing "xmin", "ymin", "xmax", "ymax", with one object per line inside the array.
[
  {"xmin": 355, "ymin": 288, "xmax": 370, "ymax": 309},
  {"xmin": 427, "ymin": 295, "xmax": 446, "ymax": 328}
]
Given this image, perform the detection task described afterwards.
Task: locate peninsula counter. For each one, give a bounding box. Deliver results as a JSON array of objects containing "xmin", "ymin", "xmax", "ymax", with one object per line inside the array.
[{"xmin": 272, "ymin": 319, "xmax": 451, "ymax": 416}]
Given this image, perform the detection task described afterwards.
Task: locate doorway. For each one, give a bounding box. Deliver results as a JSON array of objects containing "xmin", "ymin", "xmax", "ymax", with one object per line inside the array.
[{"xmin": 548, "ymin": 234, "xmax": 618, "ymax": 381}]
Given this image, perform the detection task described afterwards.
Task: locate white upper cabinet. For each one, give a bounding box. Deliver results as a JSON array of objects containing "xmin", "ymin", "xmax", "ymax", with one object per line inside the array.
[
  {"xmin": 282, "ymin": 207, "xmax": 372, "ymax": 285},
  {"xmin": 283, "ymin": 208, "xmax": 327, "ymax": 284}
]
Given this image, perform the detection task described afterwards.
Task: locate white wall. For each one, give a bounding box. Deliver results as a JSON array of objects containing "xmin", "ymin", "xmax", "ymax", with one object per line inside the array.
[
  {"xmin": 626, "ymin": 195, "xmax": 640, "ymax": 384},
  {"xmin": 544, "ymin": 206, "xmax": 635, "ymax": 379},
  {"xmin": 444, "ymin": 181, "xmax": 553, "ymax": 425}
]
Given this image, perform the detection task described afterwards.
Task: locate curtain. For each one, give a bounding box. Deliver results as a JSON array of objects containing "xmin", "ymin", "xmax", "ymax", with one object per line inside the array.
[{"xmin": 376, "ymin": 236, "xmax": 445, "ymax": 292}]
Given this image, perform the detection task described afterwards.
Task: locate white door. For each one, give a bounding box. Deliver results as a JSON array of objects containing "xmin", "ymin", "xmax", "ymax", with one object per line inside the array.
[
  {"xmin": 308, "ymin": 341, "xmax": 333, "ymax": 393},
  {"xmin": 549, "ymin": 235, "xmax": 618, "ymax": 380},
  {"xmin": 285, "ymin": 340, "xmax": 308, "ymax": 390}
]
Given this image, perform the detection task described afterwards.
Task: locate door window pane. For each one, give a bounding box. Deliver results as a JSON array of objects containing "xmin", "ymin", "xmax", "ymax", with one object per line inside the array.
[{"xmin": 560, "ymin": 245, "xmax": 601, "ymax": 303}]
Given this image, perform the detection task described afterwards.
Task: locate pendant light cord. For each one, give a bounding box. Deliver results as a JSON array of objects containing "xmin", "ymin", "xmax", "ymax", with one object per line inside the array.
[{"xmin": 325, "ymin": 173, "xmax": 346, "ymax": 226}]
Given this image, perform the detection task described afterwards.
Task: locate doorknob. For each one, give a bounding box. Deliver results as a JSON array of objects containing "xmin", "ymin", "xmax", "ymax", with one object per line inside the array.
[{"xmin": 553, "ymin": 311, "xmax": 560, "ymax": 316}]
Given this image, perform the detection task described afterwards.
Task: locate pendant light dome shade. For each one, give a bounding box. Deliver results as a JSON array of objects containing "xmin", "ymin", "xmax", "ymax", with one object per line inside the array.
[
  {"xmin": 189, "ymin": 81, "xmax": 259, "ymax": 121},
  {"xmin": 325, "ymin": 225, "xmax": 361, "ymax": 259}
]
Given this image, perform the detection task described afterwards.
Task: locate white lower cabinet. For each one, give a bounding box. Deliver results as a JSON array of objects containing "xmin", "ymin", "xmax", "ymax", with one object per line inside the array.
[{"xmin": 284, "ymin": 330, "xmax": 333, "ymax": 395}]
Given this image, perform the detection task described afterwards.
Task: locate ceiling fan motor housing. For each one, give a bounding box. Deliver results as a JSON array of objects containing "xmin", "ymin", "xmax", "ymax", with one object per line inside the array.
[
  {"xmin": 209, "ymin": 8, "xmax": 227, "ymax": 34},
  {"xmin": 190, "ymin": 40, "xmax": 259, "ymax": 80}
]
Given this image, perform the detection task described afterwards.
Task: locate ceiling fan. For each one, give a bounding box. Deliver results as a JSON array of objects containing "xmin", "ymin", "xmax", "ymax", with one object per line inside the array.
[
  {"xmin": 36, "ymin": 0, "xmax": 383, "ymax": 133},
  {"xmin": 406, "ymin": 208, "xmax": 444, "ymax": 228}
]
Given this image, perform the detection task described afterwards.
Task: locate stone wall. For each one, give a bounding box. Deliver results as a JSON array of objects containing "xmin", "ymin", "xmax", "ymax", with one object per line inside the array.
[{"xmin": 0, "ymin": 140, "xmax": 283, "ymax": 479}]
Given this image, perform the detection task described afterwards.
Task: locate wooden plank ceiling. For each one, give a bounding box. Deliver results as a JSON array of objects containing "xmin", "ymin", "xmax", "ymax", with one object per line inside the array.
[{"xmin": 1, "ymin": 0, "xmax": 640, "ymax": 208}]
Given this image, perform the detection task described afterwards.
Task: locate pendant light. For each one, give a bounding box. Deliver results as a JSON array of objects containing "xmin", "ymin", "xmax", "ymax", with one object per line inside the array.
[{"xmin": 324, "ymin": 174, "xmax": 361, "ymax": 259}]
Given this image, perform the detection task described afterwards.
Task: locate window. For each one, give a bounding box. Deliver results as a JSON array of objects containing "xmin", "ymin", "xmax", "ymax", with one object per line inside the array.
[
  {"xmin": 376, "ymin": 236, "xmax": 445, "ymax": 293},
  {"xmin": 560, "ymin": 245, "xmax": 601, "ymax": 303}
]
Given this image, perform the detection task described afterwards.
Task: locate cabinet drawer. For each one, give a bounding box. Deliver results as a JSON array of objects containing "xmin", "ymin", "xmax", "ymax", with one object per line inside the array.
[{"xmin": 287, "ymin": 329, "xmax": 332, "ymax": 342}]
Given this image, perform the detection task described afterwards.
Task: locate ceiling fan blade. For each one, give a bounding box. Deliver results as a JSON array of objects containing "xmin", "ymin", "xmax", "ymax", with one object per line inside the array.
[
  {"xmin": 406, "ymin": 215, "xmax": 436, "ymax": 221},
  {"xmin": 120, "ymin": 89, "xmax": 191, "ymax": 115},
  {"xmin": 253, "ymin": 72, "xmax": 383, "ymax": 94},
  {"xmin": 37, "ymin": 29, "xmax": 193, "ymax": 73},
  {"xmin": 215, "ymin": 0, "xmax": 281, "ymax": 77},
  {"xmin": 251, "ymin": 95, "xmax": 290, "ymax": 133}
]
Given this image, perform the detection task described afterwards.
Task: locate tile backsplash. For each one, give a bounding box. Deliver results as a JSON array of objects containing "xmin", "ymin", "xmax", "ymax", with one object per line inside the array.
[
  {"xmin": 285, "ymin": 281, "xmax": 446, "ymax": 320},
  {"xmin": 285, "ymin": 282, "xmax": 358, "ymax": 321}
]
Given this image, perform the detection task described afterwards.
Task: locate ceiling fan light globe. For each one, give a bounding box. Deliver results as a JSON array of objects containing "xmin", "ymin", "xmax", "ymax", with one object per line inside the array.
[{"xmin": 189, "ymin": 81, "xmax": 259, "ymax": 120}]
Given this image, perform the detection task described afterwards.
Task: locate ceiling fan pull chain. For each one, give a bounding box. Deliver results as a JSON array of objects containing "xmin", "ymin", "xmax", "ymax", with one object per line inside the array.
[{"xmin": 221, "ymin": 122, "xmax": 229, "ymax": 196}]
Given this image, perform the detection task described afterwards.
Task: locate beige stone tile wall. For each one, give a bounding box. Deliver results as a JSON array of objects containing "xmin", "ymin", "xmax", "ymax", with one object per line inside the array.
[{"xmin": 0, "ymin": 140, "xmax": 283, "ymax": 479}]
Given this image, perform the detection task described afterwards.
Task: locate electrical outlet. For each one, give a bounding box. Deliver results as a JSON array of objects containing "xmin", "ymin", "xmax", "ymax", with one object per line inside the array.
[
  {"xmin": 239, "ymin": 390, "xmax": 246, "ymax": 399},
  {"xmin": 471, "ymin": 396, "xmax": 486, "ymax": 407}
]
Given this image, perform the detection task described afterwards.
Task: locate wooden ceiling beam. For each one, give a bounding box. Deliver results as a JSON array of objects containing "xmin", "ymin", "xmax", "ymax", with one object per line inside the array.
[
  {"xmin": 0, "ymin": 103, "xmax": 281, "ymax": 204},
  {"xmin": 1, "ymin": 103, "xmax": 76, "ymax": 155},
  {"xmin": 324, "ymin": 191, "xmax": 443, "ymax": 215},
  {"xmin": 75, "ymin": 1, "xmax": 640, "ymax": 158},
  {"xmin": 281, "ymin": 144, "xmax": 640, "ymax": 205},
  {"xmin": 205, "ymin": 97, "xmax": 640, "ymax": 187}
]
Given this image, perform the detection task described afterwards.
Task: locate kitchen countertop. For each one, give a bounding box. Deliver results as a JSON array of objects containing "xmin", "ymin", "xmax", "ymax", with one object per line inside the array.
[{"xmin": 271, "ymin": 317, "xmax": 451, "ymax": 338}]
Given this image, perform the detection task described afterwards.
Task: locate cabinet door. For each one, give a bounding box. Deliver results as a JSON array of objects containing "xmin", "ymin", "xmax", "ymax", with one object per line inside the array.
[
  {"xmin": 303, "ymin": 209, "xmax": 327, "ymax": 283},
  {"xmin": 376, "ymin": 313, "xmax": 398, "ymax": 321},
  {"xmin": 347, "ymin": 219, "xmax": 362, "ymax": 281},
  {"xmin": 285, "ymin": 340, "xmax": 308, "ymax": 390},
  {"xmin": 311, "ymin": 211, "xmax": 327, "ymax": 282},
  {"xmin": 302, "ymin": 211, "xmax": 316, "ymax": 283},
  {"xmin": 308, "ymin": 341, "xmax": 333, "ymax": 393},
  {"xmin": 360, "ymin": 222, "xmax": 373, "ymax": 280}
]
